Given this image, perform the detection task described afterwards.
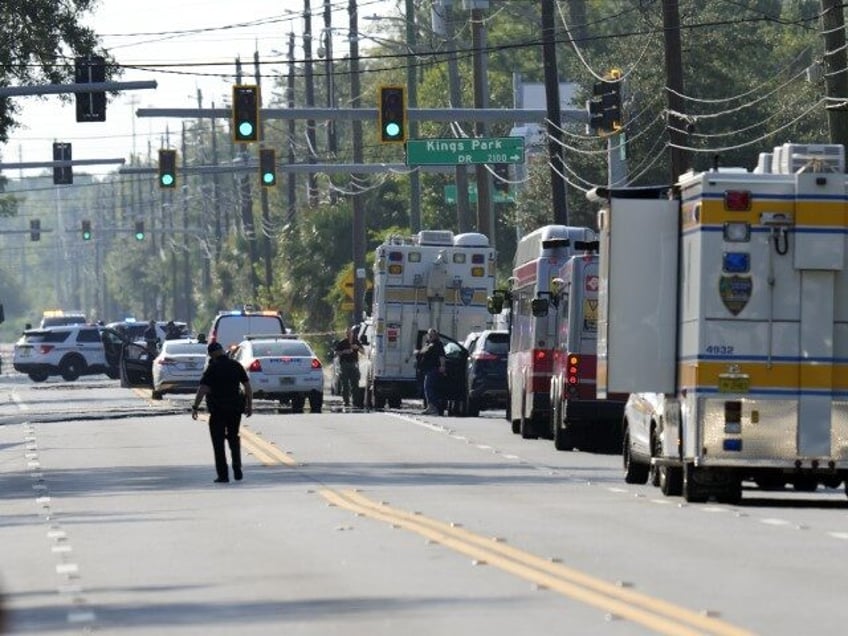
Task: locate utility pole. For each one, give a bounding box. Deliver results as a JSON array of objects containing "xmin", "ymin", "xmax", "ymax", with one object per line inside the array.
[
  {"xmin": 541, "ymin": 0, "xmax": 568, "ymax": 224},
  {"xmin": 304, "ymin": 0, "xmax": 319, "ymax": 206},
  {"xmin": 350, "ymin": 0, "xmax": 366, "ymax": 320},
  {"xmin": 439, "ymin": 0, "xmax": 472, "ymax": 232},
  {"xmin": 406, "ymin": 0, "xmax": 421, "ymax": 233},
  {"xmin": 471, "ymin": 2, "xmax": 494, "ymax": 241},
  {"xmin": 821, "ymin": 0, "xmax": 848, "ymax": 147},
  {"xmin": 255, "ymin": 51, "xmax": 273, "ymax": 290},
  {"xmin": 287, "ymin": 32, "xmax": 298, "ymax": 227},
  {"xmin": 663, "ymin": 0, "xmax": 688, "ymax": 181},
  {"xmin": 323, "ymin": 0, "xmax": 338, "ymax": 156}
]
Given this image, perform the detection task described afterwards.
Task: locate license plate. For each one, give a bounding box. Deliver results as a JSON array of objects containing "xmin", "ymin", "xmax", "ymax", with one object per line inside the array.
[
  {"xmin": 718, "ymin": 375, "xmax": 749, "ymax": 393},
  {"xmin": 279, "ymin": 377, "xmax": 295, "ymax": 385}
]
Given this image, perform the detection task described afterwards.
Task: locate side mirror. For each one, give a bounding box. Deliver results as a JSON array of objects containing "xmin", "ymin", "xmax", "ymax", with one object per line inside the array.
[
  {"xmin": 531, "ymin": 297, "xmax": 549, "ymax": 317},
  {"xmin": 487, "ymin": 295, "xmax": 504, "ymax": 315}
]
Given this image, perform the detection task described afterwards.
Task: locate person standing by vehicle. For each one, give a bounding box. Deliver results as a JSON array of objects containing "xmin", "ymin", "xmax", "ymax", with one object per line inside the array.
[
  {"xmin": 416, "ymin": 328, "xmax": 447, "ymax": 415},
  {"xmin": 191, "ymin": 342, "xmax": 253, "ymax": 483},
  {"xmin": 164, "ymin": 320, "xmax": 182, "ymax": 340},
  {"xmin": 334, "ymin": 327, "xmax": 362, "ymax": 407},
  {"xmin": 143, "ymin": 320, "xmax": 159, "ymax": 354}
]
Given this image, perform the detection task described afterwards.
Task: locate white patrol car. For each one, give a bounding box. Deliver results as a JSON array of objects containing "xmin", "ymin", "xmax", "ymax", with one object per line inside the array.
[{"xmin": 13, "ymin": 324, "xmax": 125, "ymax": 382}]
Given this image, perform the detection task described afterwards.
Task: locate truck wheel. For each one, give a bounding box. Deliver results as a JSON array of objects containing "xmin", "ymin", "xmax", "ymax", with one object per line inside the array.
[
  {"xmin": 388, "ymin": 395, "xmax": 401, "ymax": 409},
  {"xmin": 59, "ymin": 355, "xmax": 85, "ymax": 381},
  {"xmin": 375, "ymin": 394, "xmax": 387, "ymax": 410},
  {"xmin": 519, "ymin": 396, "xmax": 537, "ymax": 439},
  {"xmin": 683, "ymin": 464, "xmax": 708, "ymax": 503},
  {"xmin": 659, "ymin": 466, "xmax": 683, "ymax": 496},
  {"xmin": 623, "ymin": 428, "xmax": 649, "ymax": 483},
  {"xmin": 28, "ymin": 371, "xmax": 49, "ymax": 383}
]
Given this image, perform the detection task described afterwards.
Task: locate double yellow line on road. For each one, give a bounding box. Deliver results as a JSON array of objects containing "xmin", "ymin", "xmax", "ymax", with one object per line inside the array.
[
  {"xmin": 321, "ymin": 489, "xmax": 754, "ymax": 636},
  {"xmin": 236, "ymin": 423, "xmax": 752, "ymax": 635},
  {"xmin": 240, "ymin": 425, "xmax": 298, "ymax": 466}
]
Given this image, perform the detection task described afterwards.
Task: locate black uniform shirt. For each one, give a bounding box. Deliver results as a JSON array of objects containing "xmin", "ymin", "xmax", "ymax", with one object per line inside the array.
[{"xmin": 199, "ymin": 356, "xmax": 249, "ymax": 412}]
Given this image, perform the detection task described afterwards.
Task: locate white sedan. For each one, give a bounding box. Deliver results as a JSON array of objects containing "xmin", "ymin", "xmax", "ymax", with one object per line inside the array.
[
  {"xmin": 232, "ymin": 336, "xmax": 323, "ymax": 413},
  {"xmin": 151, "ymin": 339, "xmax": 209, "ymax": 400}
]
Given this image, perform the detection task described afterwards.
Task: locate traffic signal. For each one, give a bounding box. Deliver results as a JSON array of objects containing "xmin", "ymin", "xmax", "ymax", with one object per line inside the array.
[
  {"xmin": 81, "ymin": 220, "xmax": 92, "ymax": 241},
  {"xmin": 75, "ymin": 55, "xmax": 106, "ymax": 122},
  {"xmin": 601, "ymin": 80, "xmax": 622, "ymax": 131},
  {"xmin": 378, "ymin": 85, "xmax": 406, "ymax": 143},
  {"xmin": 30, "ymin": 219, "xmax": 41, "ymax": 241},
  {"xmin": 134, "ymin": 220, "xmax": 145, "ymax": 241},
  {"xmin": 52, "ymin": 142, "xmax": 73, "ymax": 185},
  {"xmin": 232, "ymin": 85, "xmax": 260, "ymax": 142},
  {"xmin": 158, "ymin": 149, "xmax": 177, "ymax": 188},
  {"xmin": 587, "ymin": 71, "xmax": 623, "ymax": 134},
  {"xmin": 259, "ymin": 148, "xmax": 276, "ymax": 187}
]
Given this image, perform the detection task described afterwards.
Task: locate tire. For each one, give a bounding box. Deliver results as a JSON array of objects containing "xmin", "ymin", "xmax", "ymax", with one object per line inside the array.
[
  {"xmin": 716, "ymin": 476, "xmax": 742, "ymax": 505},
  {"xmin": 105, "ymin": 368, "xmax": 120, "ymax": 380},
  {"xmin": 374, "ymin": 394, "xmax": 387, "ymax": 410},
  {"xmin": 519, "ymin": 394, "xmax": 537, "ymax": 439},
  {"xmin": 623, "ymin": 428, "xmax": 649, "ymax": 484},
  {"xmin": 683, "ymin": 464, "xmax": 708, "ymax": 503},
  {"xmin": 291, "ymin": 395, "xmax": 306, "ymax": 414},
  {"xmin": 649, "ymin": 429, "xmax": 661, "ymax": 487},
  {"xmin": 28, "ymin": 371, "xmax": 49, "ymax": 383},
  {"xmin": 659, "ymin": 466, "xmax": 683, "ymax": 497},
  {"xmin": 59, "ymin": 355, "xmax": 85, "ymax": 382},
  {"xmin": 309, "ymin": 391, "xmax": 323, "ymax": 413},
  {"xmin": 388, "ymin": 396, "xmax": 402, "ymax": 409}
]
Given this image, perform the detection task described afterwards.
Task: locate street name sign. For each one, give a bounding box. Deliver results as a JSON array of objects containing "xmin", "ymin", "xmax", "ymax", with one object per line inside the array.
[{"xmin": 406, "ymin": 137, "xmax": 525, "ymax": 166}]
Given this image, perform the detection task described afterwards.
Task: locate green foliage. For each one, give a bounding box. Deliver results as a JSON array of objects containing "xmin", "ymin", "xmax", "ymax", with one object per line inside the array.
[{"xmin": 0, "ymin": 1, "xmax": 116, "ymax": 143}]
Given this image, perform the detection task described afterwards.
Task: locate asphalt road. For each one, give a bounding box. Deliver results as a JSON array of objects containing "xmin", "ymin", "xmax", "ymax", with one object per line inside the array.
[{"xmin": 2, "ymin": 370, "xmax": 848, "ymax": 635}]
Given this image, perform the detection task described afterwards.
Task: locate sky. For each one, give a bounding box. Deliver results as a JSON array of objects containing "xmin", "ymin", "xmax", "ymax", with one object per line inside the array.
[{"xmin": 1, "ymin": 0, "xmax": 398, "ymax": 180}]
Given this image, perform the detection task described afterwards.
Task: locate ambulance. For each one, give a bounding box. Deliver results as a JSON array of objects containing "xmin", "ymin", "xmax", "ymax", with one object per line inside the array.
[
  {"xmin": 593, "ymin": 143, "xmax": 848, "ymax": 503},
  {"xmin": 366, "ymin": 230, "xmax": 496, "ymax": 409},
  {"xmin": 541, "ymin": 248, "xmax": 627, "ymax": 452},
  {"xmin": 494, "ymin": 224, "xmax": 596, "ymax": 438}
]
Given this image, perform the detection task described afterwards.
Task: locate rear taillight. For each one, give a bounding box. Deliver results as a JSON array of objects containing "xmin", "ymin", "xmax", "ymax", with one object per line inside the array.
[
  {"xmin": 157, "ymin": 357, "xmax": 177, "ymax": 366},
  {"xmin": 311, "ymin": 358, "xmax": 322, "ymax": 369},
  {"xmin": 532, "ymin": 349, "xmax": 552, "ymax": 373},
  {"xmin": 567, "ymin": 354, "xmax": 580, "ymax": 385},
  {"xmin": 38, "ymin": 345, "xmax": 54, "ymax": 354},
  {"xmin": 472, "ymin": 351, "xmax": 498, "ymax": 362},
  {"xmin": 248, "ymin": 359, "xmax": 262, "ymax": 372}
]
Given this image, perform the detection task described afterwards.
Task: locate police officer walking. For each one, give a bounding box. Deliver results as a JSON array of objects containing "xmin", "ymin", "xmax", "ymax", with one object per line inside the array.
[
  {"xmin": 191, "ymin": 342, "xmax": 253, "ymax": 483},
  {"xmin": 334, "ymin": 327, "xmax": 362, "ymax": 407}
]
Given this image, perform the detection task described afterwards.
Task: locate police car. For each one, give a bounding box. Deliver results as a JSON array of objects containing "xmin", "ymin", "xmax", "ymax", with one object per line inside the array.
[
  {"xmin": 208, "ymin": 306, "xmax": 287, "ymax": 351},
  {"xmin": 13, "ymin": 324, "xmax": 126, "ymax": 382},
  {"xmin": 231, "ymin": 335, "xmax": 323, "ymax": 413}
]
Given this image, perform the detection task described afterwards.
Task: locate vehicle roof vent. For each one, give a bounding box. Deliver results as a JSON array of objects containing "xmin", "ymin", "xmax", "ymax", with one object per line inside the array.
[
  {"xmin": 416, "ymin": 230, "xmax": 454, "ymax": 246},
  {"xmin": 453, "ymin": 232, "xmax": 489, "ymax": 247}
]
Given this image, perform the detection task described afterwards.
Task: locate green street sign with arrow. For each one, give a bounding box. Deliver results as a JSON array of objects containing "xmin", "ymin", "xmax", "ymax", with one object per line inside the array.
[{"xmin": 406, "ymin": 137, "xmax": 525, "ymax": 166}]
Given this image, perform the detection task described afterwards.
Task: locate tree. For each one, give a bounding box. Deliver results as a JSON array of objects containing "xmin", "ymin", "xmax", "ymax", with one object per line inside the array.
[{"xmin": 0, "ymin": 1, "xmax": 115, "ymax": 143}]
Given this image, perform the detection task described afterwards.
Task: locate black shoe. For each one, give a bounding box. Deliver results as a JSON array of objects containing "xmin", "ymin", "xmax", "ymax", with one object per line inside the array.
[
  {"xmin": 233, "ymin": 468, "xmax": 243, "ymax": 481},
  {"xmin": 214, "ymin": 477, "xmax": 229, "ymax": 483}
]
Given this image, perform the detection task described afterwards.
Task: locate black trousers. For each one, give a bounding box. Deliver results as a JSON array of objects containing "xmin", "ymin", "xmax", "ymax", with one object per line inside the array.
[{"xmin": 208, "ymin": 408, "xmax": 242, "ymax": 479}]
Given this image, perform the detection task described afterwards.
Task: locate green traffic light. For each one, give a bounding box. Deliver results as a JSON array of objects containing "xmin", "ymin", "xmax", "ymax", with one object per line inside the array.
[
  {"xmin": 135, "ymin": 232, "xmax": 144, "ymax": 241},
  {"xmin": 262, "ymin": 172, "xmax": 275, "ymax": 185},
  {"xmin": 83, "ymin": 231, "xmax": 91, "ymax": 241},
  {"xmin": 384, "ymin": 122, "xmax": 401, "ymax": 139},
  {"xmin": 160, "ymin": 174, "xmax": 174, "ymax": 187},
  {"xmin": 239, "ymin": 121, "xmax": 254, "ymax": 138}
]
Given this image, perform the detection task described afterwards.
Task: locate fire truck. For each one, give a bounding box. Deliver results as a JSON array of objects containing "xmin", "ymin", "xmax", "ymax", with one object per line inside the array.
[
  {"xmin": 594, "ymin": 143, "xmax": 848, "ymax": 503},
  {"xmin": 495, "ymin": 224, "xmax": 597, "ymax": 438},
  {"xmin": 366, "ymin": 230, "xmax": 496, "ymax": 409},
  {"xmin": 542, "ymin": 248, "xmax": 627, "ymax": 452}
]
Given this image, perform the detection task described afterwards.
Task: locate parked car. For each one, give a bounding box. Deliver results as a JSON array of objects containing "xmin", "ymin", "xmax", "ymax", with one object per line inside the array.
[
  {"xmin": 151, "ymin": 338, "xmax": 209, "ymax": 400},
  {"xmin": 231, "ymin": 335, "xmax": 323, "ymax": 413},
  {"xmin": 462, "ymin": 329, "xmax": 509, "ymax": 416},
  {"xmin": 13, "ymin": 324, "xmax": 126, "ymax": 382},
  {"xmin": 208, "ymin": 307, "xmax": 287, "ymax": 350}
]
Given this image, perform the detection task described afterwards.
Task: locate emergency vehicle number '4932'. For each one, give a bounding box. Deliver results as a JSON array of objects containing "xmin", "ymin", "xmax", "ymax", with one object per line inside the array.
[{"xmin": 705, "ymin": 345, "xmax": 734, "ymax": 355}]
